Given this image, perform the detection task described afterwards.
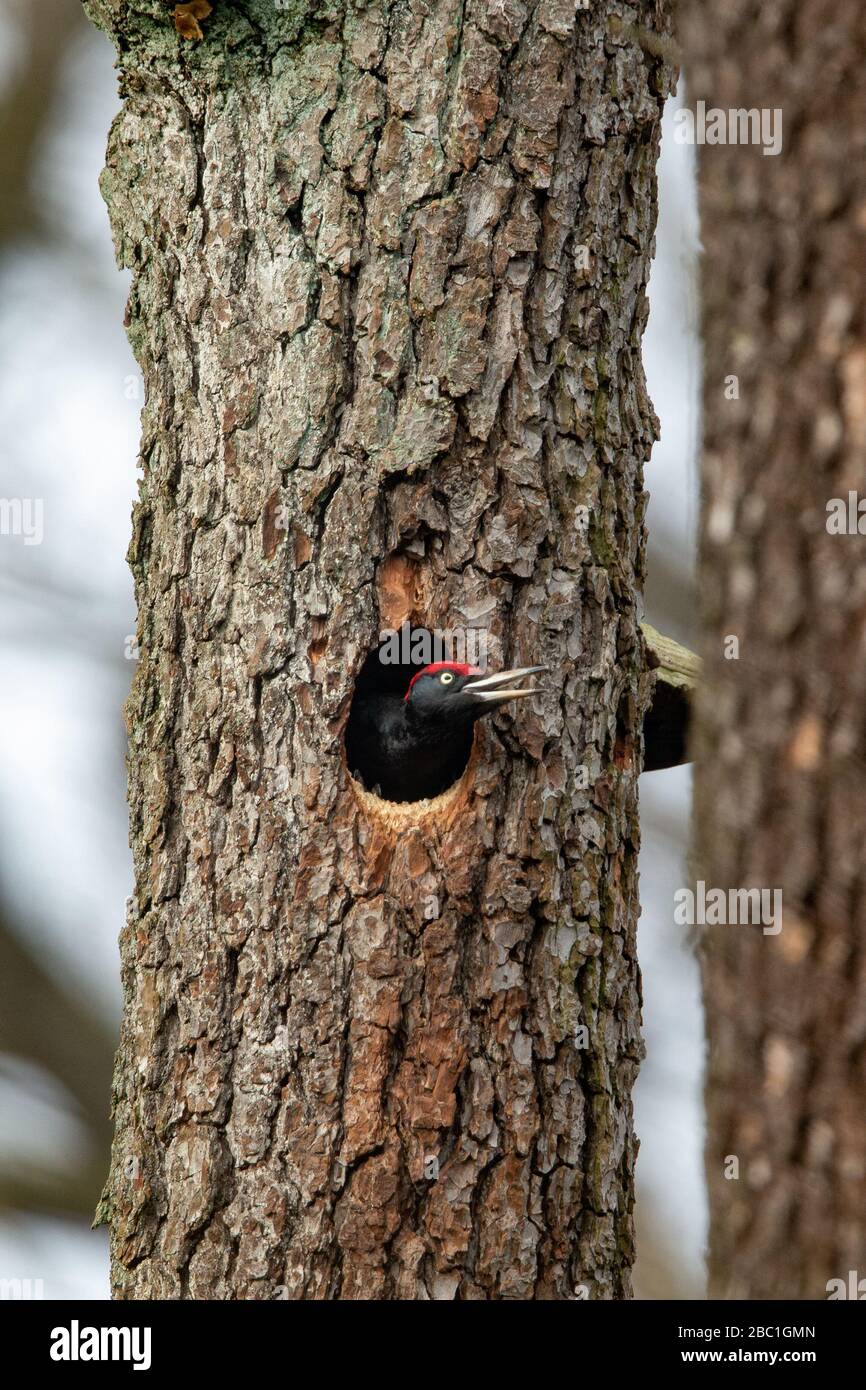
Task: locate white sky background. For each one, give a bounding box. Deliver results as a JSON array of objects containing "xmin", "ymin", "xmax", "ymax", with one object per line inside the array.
[
  {"xmin": 636, "ymin": 91, "xmax": 706, "ymax": 1297},
  {"xmin": 0, "ymin": 28, "xmax": 704, "ymax": 1299}
]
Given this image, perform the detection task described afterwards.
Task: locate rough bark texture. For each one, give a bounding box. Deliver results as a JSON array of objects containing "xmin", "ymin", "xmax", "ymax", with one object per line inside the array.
[
  {"xmin": 683, "ymin": 0, "xmax": 866, "ymax": 1299},
  {"xmin": 88, "ymin": 0, "xmax": 674, "ymax": 1299}
]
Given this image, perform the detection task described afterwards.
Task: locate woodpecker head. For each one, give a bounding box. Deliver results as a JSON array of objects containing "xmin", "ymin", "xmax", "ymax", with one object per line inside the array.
[
  {"xmin": 346, "ymin": 653, "xmax": 547, "ymax": 803},
  {"xmin": 404, "ymin": 661, "xmax": 546, "ymax": 728}
]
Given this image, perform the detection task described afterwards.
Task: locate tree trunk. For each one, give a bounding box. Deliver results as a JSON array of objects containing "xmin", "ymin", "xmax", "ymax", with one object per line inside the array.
[
  {"xmin": 88, "ymin": 0, "xmax": 674, "ymax": 1299},
  {"xmin": 682, "ymin": 0, "xmax": 866, "ymax": 1299}
]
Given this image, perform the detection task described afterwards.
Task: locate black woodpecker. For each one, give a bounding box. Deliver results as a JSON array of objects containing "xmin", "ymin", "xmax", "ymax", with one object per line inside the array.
[{"xmin": 345, "ymin": 660, "xmax": 545, "ymax": 804}]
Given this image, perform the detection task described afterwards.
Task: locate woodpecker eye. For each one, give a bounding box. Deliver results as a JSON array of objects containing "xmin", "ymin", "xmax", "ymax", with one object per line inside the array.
[{"xmin": 439, "ymin": 671, "xmax": 455, "ymax": 685}]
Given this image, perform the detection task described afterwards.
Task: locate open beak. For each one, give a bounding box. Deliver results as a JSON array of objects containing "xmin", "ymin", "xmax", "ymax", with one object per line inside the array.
[{"xmin": 464, "ymin": 665, "xmax": 547, "ymax": 707}]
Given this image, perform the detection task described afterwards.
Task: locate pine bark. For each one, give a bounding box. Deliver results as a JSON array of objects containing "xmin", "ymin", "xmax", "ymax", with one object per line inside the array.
[
  {"xmin": 682, "ymin": 0, "xmax": 866, "ymax": 1298},
  {"xmin": 87, "ymin": 0, "xmax": 674, "ymax": 1299}
]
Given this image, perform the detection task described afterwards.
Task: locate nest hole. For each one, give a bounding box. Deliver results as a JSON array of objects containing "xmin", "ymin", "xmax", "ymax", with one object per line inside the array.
[{"xmin": 344, "ymin": 630, "xmax": 477, "ymax": 823}]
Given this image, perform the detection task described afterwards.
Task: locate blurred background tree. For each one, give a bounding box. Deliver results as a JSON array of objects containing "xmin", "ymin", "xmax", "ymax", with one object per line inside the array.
[{"xmin": 684, "ymin": 0, "xmax": 866, "ymax": 1299}]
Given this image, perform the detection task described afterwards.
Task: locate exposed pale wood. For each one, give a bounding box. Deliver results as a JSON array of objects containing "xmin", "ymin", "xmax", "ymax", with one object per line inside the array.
[
  {"xmin": 641, "ymin": 621, "xmax": 699, "ymax": 772},
  {"xmin": 641, "ymin": 621, "xmax": 700, "ymax": 691}
]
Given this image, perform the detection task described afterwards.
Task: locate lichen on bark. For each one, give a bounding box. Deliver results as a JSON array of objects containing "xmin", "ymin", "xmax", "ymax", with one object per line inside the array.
[{"xmin": 88, "ymin": 0, "xmax": 674, "ymax": 1299}]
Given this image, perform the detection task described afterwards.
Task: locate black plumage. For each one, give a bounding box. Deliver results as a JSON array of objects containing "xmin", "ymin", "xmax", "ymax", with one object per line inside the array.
[{"xmin": 345, "ymin": 660, "xmax": 545, "ymax": 804}]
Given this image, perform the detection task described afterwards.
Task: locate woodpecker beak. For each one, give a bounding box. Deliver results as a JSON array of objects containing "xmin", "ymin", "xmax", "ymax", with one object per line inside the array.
[{"xmin": 463, "ymin": 665, "xmax": 547, "ymax": 707}]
